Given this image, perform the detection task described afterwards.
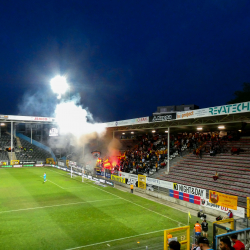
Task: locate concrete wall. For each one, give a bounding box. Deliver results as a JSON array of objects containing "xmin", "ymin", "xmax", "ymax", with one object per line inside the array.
[{"xmin": 115, "ymin": 182, "xmax": 242, "ymax": 219}]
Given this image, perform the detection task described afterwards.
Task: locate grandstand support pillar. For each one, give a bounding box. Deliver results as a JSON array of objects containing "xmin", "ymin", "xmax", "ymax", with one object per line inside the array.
[
  {"xmin": 14, "ymin": 123, "xmax": 16, "ymax": 138},
  {"xmin": 0, "ymin": 124, "xmax": 1, "ymax": 138},
  {"xmin": 11, "ymin": 121, "xmax": 13, "ymax": 161},
  {"xmin": 31, "ymin": 126, "xmax": 32, "ymax": 144},
  {"xmin": 167, "ymin": 127, "xmax": 170, "ymax": 173},
  {"xmin": 113, "ymin": 131, "xmax": 115, "ymax": 139}
]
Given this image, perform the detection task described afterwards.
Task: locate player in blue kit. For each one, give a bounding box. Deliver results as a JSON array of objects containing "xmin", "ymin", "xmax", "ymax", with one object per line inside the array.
[{"xmin": 43, "ymin": 172, "xmax": 47, "ymax": 183}]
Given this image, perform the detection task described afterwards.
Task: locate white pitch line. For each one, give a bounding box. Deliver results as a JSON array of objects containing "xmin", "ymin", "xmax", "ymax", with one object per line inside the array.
[
  {"xmin": 65, "ymin": 228, "xmax": 167, "ymax": 250},
  {"xmin": 40, "ymin": 176, "xmax": 66, "ymax": 190},
  {"xmin": 0, "ymin": 198, "xmax": 121, "ymax": 214},
  {"xmin": 45, "ymin": 167, "xmax": 184, "ymax": 226},
  {"xmin": 85, "ymin": 181, "xmax": 184, "ymax": 226}
]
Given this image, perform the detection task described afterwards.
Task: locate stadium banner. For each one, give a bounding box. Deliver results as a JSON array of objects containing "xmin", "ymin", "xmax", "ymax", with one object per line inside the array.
[
  {"xmin": 13, "ymin": 165, "xmax": 22, "ymax": 168},
  {"xmin": 208, "ymin": 101, "xmax": 250, "ymax": 116},
  {"xmin": 58, "ymin": 161, "xmax": 65, "ymax": 167},
  {"xmin": 138, "ymin": 174, "xmax": 147, "ymax": 189},
  {"xmin": 209, "ymin": 190, "xmax": 238, "ymax": 210},
  {"xmin": 173, "ymin": 183, "xmax": 206, "ymax": 199},
  {"xmin": 6, "ymin": 115, "xmax": 55, "ymax": 122},
  {"xmin": 19, "ymin": 161, "xmax": 36, "ymax": 164},
  {"xmin": 118, "ymin": 171, "xmax": 130, "ymax": 178},
  {"xmin": 201, "ymin": 198, "xmax": 245, "ymax": 218},
  {"xmin": 111, "ymin": 175, "xmax": 126, "ymax": 183},
  {"xmin": 104, "ymin": 180, "xmax": 114, "ymax": 187},
  {"xmin": 23, "ymin": 165, "xmax": 34, "ymax": 167},
  {"xmin": 146, "ymin": 177, "xmax": 173, "ymax": 189},
  {"xmin": 10, "ymin": 160, "xmax": 20, "ymax": 165},
  {"xmin": 1, "ymin": 165, "xmax": 12, "ymax": 168},
  {"xmin": 127, "ymin": 174, "xmax": 138, "ymax": 185},
  {"xmin": 170, "ymin": 189, "xmax": 202, "ymax": 205},
  {"xmin": 149, "ymin": 113, "xmax": 176, "ymax": 122},
  {"xmin": 134, "ymin": 117, "xmax": 149, "ymax": 124},
  {"xmin": 46, "ymin": 158, "xmax": 54, "ymax": 164},
  {"xmin": 0, "ymin": 161, "xmax": 7, "ymax": 166},
  {"xmin": 35, "ymin": 164, "xmax": 43, "ymax": 167},
  {"xmin": 176, "ymin": 109, "xmax": 209, "ymax": 120}
]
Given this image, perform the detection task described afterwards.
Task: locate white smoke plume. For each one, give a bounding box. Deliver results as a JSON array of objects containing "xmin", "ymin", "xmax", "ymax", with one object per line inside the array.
[{"xmin": 55, "ymin": 99, "xmax": 106, "ymax": 138}]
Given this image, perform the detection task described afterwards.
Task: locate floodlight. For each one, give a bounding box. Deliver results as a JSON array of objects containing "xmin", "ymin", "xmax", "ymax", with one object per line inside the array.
[
  {"xmin": 131, "ymin": 132, "xmax": 134, "ymax": 134},
  {"xmin": 218, "ymin": 126, "xmax": 225, "ymax": 129},
  {"xmin": 197, "ymin": 127, "xmax": 203, "ymax": 130},
  {"xmin": 165, "ymin": 131, "xmax": 168, "ymax": 133},
  {"xmin": 152, "ymin": 130, "xmax": 156, "ymax": 133},
  {"xmin": 50, "ymin": 76, "xmax": 69, "ymax": 99}
]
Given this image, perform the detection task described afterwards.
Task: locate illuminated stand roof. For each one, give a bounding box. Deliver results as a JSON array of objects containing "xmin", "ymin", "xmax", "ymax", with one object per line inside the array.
[{"xmin": 0, "ymin": 101, "xmax": 249, "ymax": 131}]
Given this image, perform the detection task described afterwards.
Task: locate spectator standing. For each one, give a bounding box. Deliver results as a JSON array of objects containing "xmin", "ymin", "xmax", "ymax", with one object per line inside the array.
[
  {"xmin": 220, "ymin": 236, "xmax": 234, "ymax": 250},
  {"xmin": 198, "ymin": 237, "xmax": 212, "ymax": 250},
  {"xmin": 169, "ymin": 241, "xmax": 181, "ymax": 250},
  {"xmin": 230, "ymin": 234, "xmax": 245, "ymax": 250},
  {"xmin": 201, "ymin": 219, "xmax": 209, "ymax": 237},
  {"xmin": 130, "ymin": 184, "xmax": 134, "ymax": 193},
  {"xmin": 194, "ymin": 221, "xmax": 202, "ymax": 238},
  {"xmin": 167, "ymin": 233, "xmax": 173, "ymax": 239}
]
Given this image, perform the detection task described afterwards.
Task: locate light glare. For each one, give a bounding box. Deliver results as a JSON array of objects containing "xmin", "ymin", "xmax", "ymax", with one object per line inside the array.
[{"xmin": 50, "ymin": 76, "xmax": 69, "ymax": 99}]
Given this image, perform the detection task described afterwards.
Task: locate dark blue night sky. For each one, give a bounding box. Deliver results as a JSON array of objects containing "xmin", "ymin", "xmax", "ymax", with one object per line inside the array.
[{"xmin": 0, "ymin": 1, "xmax": 250, "ymax": 122}]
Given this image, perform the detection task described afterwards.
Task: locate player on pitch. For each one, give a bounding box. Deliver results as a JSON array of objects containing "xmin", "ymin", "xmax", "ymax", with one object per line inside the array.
[{"xmin": 43, "ymin": 172, "xmax": 47, "ymax": 183}]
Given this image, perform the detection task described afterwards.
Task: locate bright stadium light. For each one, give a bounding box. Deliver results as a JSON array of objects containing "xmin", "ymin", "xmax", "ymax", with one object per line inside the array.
[
  {"xmin": 197, "ymin": 127, "xmax": 203, "ymax": 130},
  {"xmin": 50, "ymin": 76, "xmax": 69, "ymax": 99},
  {"xmin": 218, "ymin": 125, "xmax": 225, "ymax": 129}
]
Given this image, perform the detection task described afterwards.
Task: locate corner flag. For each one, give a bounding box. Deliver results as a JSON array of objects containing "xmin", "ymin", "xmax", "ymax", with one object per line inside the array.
[{"xmin": 188, "ymin": 212, "xmax": 191, "ymax": 218}]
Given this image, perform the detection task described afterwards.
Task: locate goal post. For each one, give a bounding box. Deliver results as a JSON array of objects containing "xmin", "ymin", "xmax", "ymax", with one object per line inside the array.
[
  {"xmin": 69, "ymin": 161, "xmax": 84, "ymax": 181},
  {"xmin": 164, "ymin": 226, "xmax": 190, "ymax": 250},
  {"xmin": 247, "ymin": 197, "xmax": 250, "ymax": 218}
]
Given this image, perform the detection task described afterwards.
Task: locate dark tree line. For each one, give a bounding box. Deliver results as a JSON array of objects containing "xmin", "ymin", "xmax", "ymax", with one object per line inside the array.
[{"xmin": 227, "ymin": 83, "xmax": 250, "ymax": 104}]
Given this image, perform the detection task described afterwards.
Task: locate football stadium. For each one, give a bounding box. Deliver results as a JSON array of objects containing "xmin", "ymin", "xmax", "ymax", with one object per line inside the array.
[{"xmin": 1, "ymin": 101, "xmax": 250, "ymax": 250}]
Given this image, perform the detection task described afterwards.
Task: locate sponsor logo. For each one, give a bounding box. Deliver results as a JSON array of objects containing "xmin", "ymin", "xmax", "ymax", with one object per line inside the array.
[
  {"xmin": 177, "ymin": 111, "xmax": 194, "ymax": 119},
  {"xmin": 152, "ymin": 115, "xmax": 173, "ymax": 122},
  {"xmin": 136, "ymin": 117, "xmax": 148, "ymax": 123},
  {"xmin": 209, "ymin": 102, "xmax": 250, "ymax": 116},
  {"xmin": 34, "ymin": 117, "xmax": 49, "ymax": 121},
  {"xmin": 173, "ymin": 183, "xmax": 205, "ymax": 198},
  {"xmin": 13, "ymin": 165, "xmax": 22, "ymax": 168}
]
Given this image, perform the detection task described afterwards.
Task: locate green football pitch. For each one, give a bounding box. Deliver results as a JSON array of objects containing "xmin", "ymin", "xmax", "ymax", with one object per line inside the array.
[{"xmin": 0, "ymin": 167, "xmax": 203, "ymax": 250}]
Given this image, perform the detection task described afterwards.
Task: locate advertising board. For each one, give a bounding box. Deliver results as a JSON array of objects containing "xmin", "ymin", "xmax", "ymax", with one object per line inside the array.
[
  {"xmin": 111, "ymin": 175, "xmax": 126, "ymax": 183},
  {"xmin": 173, "ymin": 183, "xmax": 206, "ymax": 198},
  {"xmin": 149, "ymin": 113, "xmax": 176, "ymax": 122},
  {"xmin": 209, "ymin": 190, "xmax": 238, "ymax": 210},
  {"xmin": 201, "ymin": 198, "xmax": 244, "ymax": 218}
]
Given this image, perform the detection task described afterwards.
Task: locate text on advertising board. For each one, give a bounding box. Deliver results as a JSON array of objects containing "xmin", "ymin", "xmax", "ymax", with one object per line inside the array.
[
  {"xmin": 150, "ymin": 113, "xmax": 176, "ymax": 122},
  {"xmin": 209, "ymin": 102, "xmax": 250, "ymax": 116},
  {"xmin": 173, "ymin": 183, "xmax": 206, "ymax": 198}
]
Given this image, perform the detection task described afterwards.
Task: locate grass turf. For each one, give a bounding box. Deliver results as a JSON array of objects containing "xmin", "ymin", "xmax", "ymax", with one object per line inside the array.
[{"xmin": 0, "ymin": 167, "xmax": 212, "ymax": 250}]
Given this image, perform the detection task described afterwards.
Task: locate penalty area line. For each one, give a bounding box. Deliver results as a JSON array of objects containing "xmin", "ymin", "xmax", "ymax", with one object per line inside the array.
[{"xmin": 65, "ymin": 228, "xmax": 168, "ymax": 250}]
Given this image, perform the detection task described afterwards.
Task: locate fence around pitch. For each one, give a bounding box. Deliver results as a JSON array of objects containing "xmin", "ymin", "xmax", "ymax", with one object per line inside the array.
[{"xmin": 215, "ymin": 227, "xmax": 250, "ymax": 250}]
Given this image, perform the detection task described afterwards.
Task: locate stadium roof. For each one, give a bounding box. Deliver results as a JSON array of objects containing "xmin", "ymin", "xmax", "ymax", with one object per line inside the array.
[
  {"xmin": 106, "ymin": 101, "xmax": 250, "ymax": 133},
  {"xmin": 0, "ymin": 101, "xmax": 250, "ymax": 132}
]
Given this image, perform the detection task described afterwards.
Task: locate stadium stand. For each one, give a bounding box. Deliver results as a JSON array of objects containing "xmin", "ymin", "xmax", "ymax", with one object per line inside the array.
[
  {"xmin": 0, "ymin": 132, "xmax": 53, "ymax": 162},
  {"xmin": 159, "ymin": 138, "xmax": 250, "ymax": 208},
  {"xmin": 15, "ymin": 137, "xmax": 53, "ymax": 162}
]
